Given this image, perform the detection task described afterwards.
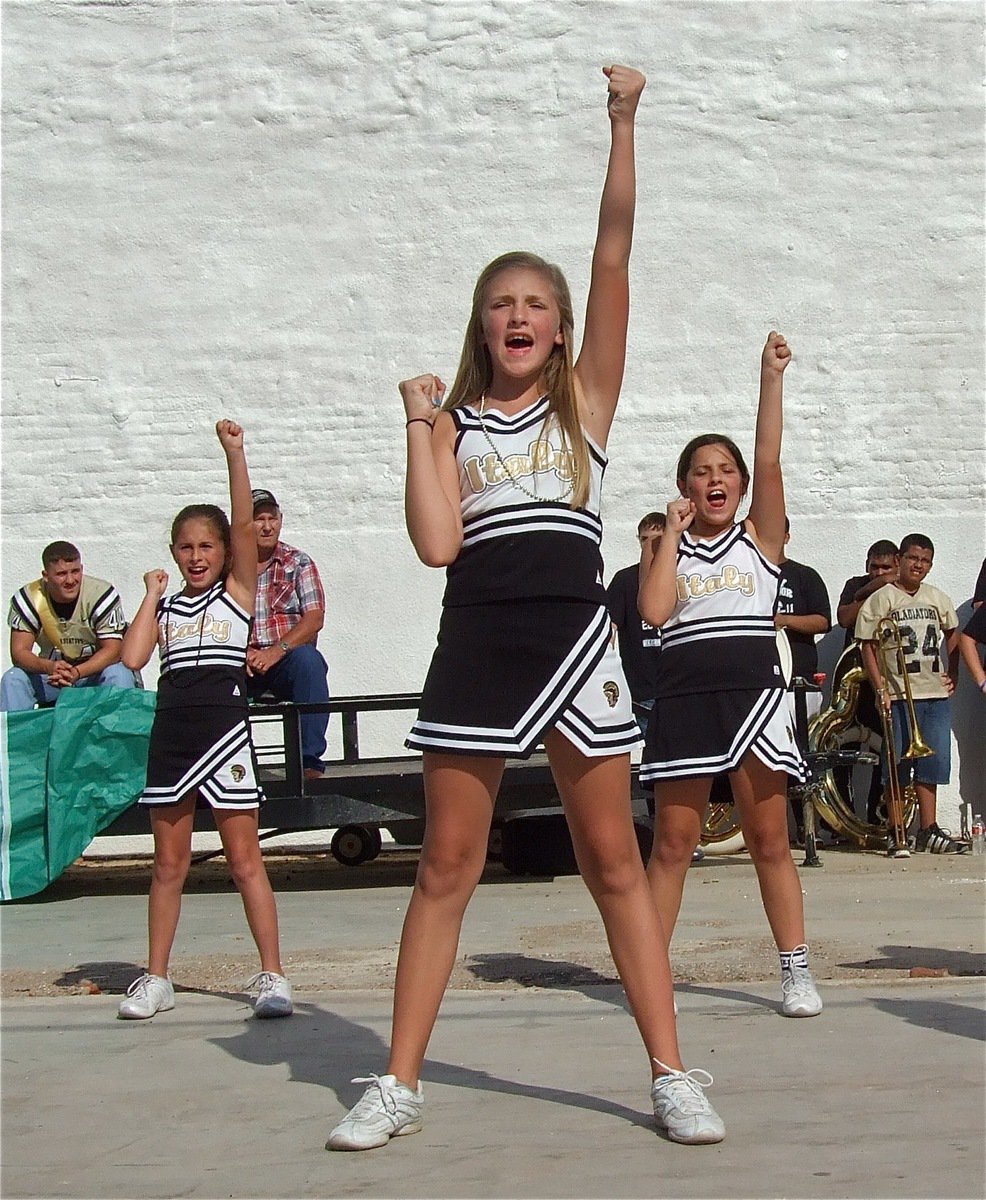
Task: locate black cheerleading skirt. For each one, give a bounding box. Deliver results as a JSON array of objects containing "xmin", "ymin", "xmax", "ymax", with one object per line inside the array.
[
  {"xmin": 141, "ymin": 669, "xmax": 264, "ymax": 809},
  {"xmin": 639, "ymin": 686, "xmax": 807, "ymax": 785},
  {"xmin": 406, "ymin": 600, "xmax": 642, "ymax": 758}
]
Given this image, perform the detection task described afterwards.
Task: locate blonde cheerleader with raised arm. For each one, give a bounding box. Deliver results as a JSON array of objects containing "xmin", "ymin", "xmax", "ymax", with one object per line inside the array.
[{"xmin": 327, "ymin": 65, "xmax": 726, "ymax": 1153}]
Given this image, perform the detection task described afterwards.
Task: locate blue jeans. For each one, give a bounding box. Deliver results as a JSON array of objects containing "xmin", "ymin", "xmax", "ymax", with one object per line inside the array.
[
  {"xmin": 0, "ymin": 662, "xmax": 138, "ymax": 711},
  {"xmin": 246, "ymin": 644, "xmax": 329, "ymax": 771}
]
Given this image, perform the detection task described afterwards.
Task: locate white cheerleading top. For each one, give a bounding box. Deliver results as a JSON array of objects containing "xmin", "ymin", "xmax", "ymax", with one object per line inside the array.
[
  {"xmin": 655, "ymin": 521, "xmax": 785, "ymax": 698},
  {"xmin": 444, "ymin": 396, "xmax": 608, "ymax": 606},
  {"xmin": 157, "ymin": 581, "xmax": 252, "ymax": 675}
]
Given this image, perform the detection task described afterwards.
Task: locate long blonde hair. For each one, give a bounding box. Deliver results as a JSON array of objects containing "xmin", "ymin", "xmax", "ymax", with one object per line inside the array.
[{"xmin": 444, "ymin": 251, "xmax": 591, "ymax": 509}]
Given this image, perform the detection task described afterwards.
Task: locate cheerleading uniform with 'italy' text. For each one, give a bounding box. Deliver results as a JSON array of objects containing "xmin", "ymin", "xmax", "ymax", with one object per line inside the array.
[
  {"xmin": 141, "ymin": 580, "xmax": 264, "ymax": 808},
  {"xmin": 640, "ymin": 521, "xmax": 806, "ymax": 783},
  {"xmin": 406, "ymin": 396, "xmax": 640, "ymax": 758}
]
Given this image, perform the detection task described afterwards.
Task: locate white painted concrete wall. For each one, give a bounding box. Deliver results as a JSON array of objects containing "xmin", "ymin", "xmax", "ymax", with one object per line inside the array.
[{"xmin": 2, "ymin": 0, "xmax": 983, "ymax": 819}]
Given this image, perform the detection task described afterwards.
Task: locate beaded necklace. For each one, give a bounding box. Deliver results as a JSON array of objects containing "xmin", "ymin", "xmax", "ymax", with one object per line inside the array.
[{"xmin": 476, "ymin": 393, "xmax": 576, "ymax": 504}]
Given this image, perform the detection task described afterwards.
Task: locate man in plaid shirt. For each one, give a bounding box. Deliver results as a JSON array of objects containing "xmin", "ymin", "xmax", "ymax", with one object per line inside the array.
[{"xmin": 247, "ymin": 489, "xmax": 330, "ymax": 779}]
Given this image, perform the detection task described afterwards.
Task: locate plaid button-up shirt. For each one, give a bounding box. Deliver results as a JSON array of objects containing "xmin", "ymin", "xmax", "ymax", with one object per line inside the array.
[{"xmin": 251, "ymin": 541, "xmax": 326, "ymax": 649}]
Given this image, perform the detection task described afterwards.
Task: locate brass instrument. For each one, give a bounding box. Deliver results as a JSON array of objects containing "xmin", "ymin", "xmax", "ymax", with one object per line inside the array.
[
  {"xmin": 873, "ymin": 614, "xmax": 933, "ymax": 850},
  {"xmin": 699, "ymin": 773, "xmax": 745, "ymax": 853},
  {"xmin": 807, "ymin": 643, "xmax": 917, "ymax": 849}
]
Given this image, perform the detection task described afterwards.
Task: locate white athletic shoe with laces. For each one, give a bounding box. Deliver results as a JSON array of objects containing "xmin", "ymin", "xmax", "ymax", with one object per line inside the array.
[
  {"xmin": 651, "ymin": 1059, "xmax": 725, "ymax": 1144},
  {"xmin": 247, "ymin": 971, "xmax": 293, "ymax": 1018},
  {"xmin": 326, "ymin": 1073, "xmax": 424, "ymax": 1151},
  {"xmin": 781, "ymin": 957, "xmax": 823, "ymax": 1018},
  {"xmin": 117, "ymin": 973, "xmax": 175, "ymax": 1020}
]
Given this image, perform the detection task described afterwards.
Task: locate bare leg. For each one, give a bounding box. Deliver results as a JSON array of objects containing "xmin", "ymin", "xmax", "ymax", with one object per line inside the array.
[
  {"xmin": 914, "ymin": 781, "xmax": 938, "ymax": 830},
  {"xmin": 731, "ymin": 754, "xmax": 807, "ymax": 952},
  {"xmin": 545, "ymin": 731, "xmax": 683, "ymax": 1076},
  {"xmin": 645, "ymin": 776, "xmax": 711, "ymax": 947},
  {"xmin": 147, "ymin": 795, "xmax": 195, "ymax": 977},
  {"xmin": 214, "ymin": 805, "xmax": 284, "ymax": 974},
  {"xmin": 387, "ymin": 753, "xmax": 503, "ymax": 1088}
]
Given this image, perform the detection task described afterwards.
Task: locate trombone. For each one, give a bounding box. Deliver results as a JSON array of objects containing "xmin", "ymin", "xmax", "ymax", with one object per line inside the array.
[{"xmin": 872, "ymin": 614, "xmax": 933, "ymax": 850}]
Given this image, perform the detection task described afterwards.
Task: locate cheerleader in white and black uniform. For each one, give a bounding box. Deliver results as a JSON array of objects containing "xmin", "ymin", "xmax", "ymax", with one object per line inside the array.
[
  {"xmin": 142, "ymin": 581, "xmax": 262, "ymax": 808},
  {"xmin": 639, "ymin": 332, "xmax": 822, "ymax": 1020},
  {"xmin": 329, "ymin": 67, "xmax": 726, "ymax": 1154},
  {"xmin": 117, "ymin": 421, "xmax": 292, "ymax": 1023},
  {"xmin": 405, "ymin": 395, "xmax": 639, "ymax": 759}
]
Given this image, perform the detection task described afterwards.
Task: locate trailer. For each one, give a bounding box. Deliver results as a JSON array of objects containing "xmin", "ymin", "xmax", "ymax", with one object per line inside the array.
[
  {"xmin": 103, "ymin": 692, "xmax": 636, "ymax": 874},
  {"xmin": 102, "ymin": 692, "xmax": 770, "ymax": 873}
]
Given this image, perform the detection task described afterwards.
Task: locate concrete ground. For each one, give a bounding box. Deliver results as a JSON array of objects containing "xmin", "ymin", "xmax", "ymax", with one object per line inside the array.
[{"xmin": 1, "ymin": 846, "xmax": 984, "ymax": 1199}]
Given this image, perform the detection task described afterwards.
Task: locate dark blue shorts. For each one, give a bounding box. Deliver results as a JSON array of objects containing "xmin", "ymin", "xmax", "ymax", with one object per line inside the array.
[{"xmin": 884, "ymin": 697, "xmax": 951, "ymax": 787}]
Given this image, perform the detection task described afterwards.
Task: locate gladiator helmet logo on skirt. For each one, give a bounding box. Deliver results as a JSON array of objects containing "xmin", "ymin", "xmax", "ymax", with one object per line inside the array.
[{"xmin": 602, "ymin": 681, "xmax": 620, "ymax": 708}]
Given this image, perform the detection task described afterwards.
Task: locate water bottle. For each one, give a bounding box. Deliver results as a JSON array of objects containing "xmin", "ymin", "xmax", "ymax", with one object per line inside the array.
[{"xmin": 972, "ymin": 814, "xmax": 985, "ymax": 857}]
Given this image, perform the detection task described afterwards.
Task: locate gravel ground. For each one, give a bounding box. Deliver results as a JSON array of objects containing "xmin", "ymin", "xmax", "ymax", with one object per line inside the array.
[{"xmin": 2, "ymin": 846, "xmax": 983, "ymax": 999}]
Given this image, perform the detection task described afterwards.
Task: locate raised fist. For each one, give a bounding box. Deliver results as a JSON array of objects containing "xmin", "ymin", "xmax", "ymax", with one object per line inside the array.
[
  {"xmin": 762, "ymin": 331, "xmax": 792, "ymax": 375},
  {"xmin": 603, "ymin": 65, "xmax": 646, "ymax": 122},
  {"xmin": 665, "ymin": 497, "xmax": 695, "ymax": 535},
  {"xmin": 399, "ymin": 374, "xmax": 446, "ymax": 423},
  {"xmin": 216, "ymin": 419, "xmax": 244, "ymax": 449},
  {"xmin": 144, "ymin": 569, "xmax": 169, "ymax": 598}
]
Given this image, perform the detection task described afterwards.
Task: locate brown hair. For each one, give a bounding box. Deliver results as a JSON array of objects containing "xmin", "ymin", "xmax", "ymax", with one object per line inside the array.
[
  {"xmin": 42, "ymin": 541, "xmax": 81, "ymax": 568},
  {"xmin": 443, "ymin": 251, "xmax": 591, "ymax": 509},
  {"xmin": 170, "ymin": 504, "xmax": 231, "ymax": 552},
  {"xmin": 676, "ymin": 434, "xmax": 750, "ymax": 493},
  {"xmin": 637, "ymin": 511, "xmax": 666, "ymax": 533}
]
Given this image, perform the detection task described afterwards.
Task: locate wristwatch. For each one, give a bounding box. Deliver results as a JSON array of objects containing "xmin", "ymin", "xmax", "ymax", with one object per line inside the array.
[{"xmin": 278, "ymin": 640, "xmax": 291, "ymax": 654}]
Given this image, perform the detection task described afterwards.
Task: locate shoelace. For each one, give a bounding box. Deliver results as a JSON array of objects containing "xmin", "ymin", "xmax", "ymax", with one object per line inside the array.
[
  {"xmin": 350, "ymin": 1073, "xmax": 399, "ymax": 1116},
  {"xmin": 125, "ymin": 974, "xmax": 153, "ymax": 999},
  {"xmin": 245, "ymin": 971, "xmax": 278, "ymax": 996},
  {"xmin": 652, "ymin": 1059, "xmax": 715, "ymax": 1115},
  {"xmin": 782, "ymin": 964, "xmax": 814, "ymax": 996}
]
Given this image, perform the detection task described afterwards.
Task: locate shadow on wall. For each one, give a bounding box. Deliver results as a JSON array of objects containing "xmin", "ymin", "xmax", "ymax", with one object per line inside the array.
[
  {"xmin": 953, "ymin": 598, "xmax": 985, "ymax": 816},
  {"xmin": 816, "ymin": 626, "xmax": 849, "ymax": 705}
]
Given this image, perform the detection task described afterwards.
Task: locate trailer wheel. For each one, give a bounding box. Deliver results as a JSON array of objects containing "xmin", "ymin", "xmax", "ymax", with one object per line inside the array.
[
  {"xmin": 487, "ymin": 823, "xmax": 504, "ymax": 862},
  {"xmin": 330, "ymin": 825, "xmax": 383, "ymax": 867}
]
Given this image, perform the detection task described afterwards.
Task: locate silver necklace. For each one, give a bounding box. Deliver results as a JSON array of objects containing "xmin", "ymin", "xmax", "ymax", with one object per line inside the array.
[{"xmin": 476, "ymin": 393, "xmax": 576, "ymax": 503}]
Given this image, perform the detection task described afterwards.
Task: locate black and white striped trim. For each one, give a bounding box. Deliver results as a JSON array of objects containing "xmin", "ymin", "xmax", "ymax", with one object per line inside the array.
[
  {"xmin": 461, "ymin": 502, "xmax": 603, "ymax": 549},
  {"xmin": 555, "ymin": 703, "xmax": 640, "ymax": 755},
  {"xmin": 10, "ymin": 590, "xmax": 41, "ymax": 635},
  {"xmin": 88, "ymin": 584, "xmax": 124, "ymax": 632},
  {"xmin": 660, "ymin": 614, "xmax": 777, "ymax": 649},
  {"xmin": 141, "ymin": 721, "xmax": 261, "ymax": 807},
  {"xmin": 679, "ymin": 524, "xmax": 780, "ymax": 576},
  {"xmin": 407, "ymin": 605, "xmax": 612, "ymax": 755},
  {"xmin": 453, "ymin": 401, "xmax": 608, "ymax": 468},
  {"xmin": 640, "ymin": 689, "xmax": 788, "ymax": 782},
  {"xmin": 11, "ymin": 583, "xmax": 125, "ymax": 639},
  {"xmin": 159, "ymin": 584, "xmax": 252, "ymax": 674}
]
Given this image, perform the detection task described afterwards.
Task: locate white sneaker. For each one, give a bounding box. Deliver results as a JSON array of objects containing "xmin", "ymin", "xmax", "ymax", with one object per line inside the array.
[
  {"xmin": 781, "ymin": 959, "xmax": 823, "ymax": 1017},
  {"xmin": 118, "ymin": 973, "xmax": 175, "ymax": 1020},
  {"xmin": 247, "ymin": 971, "xmax": 293, "ymax": 1018},
  {"xmin": 651, "ymin": 1059, "xmax": 725, "ymax": 1144},
  {"xmin": 326, "ymin": 1073, "xmax": 424, "ymax": 1151}
]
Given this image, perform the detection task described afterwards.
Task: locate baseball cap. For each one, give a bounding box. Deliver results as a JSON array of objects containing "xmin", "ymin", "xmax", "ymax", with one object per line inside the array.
[{"xmin": 252, "ymin": 489, "xmax": 280, "ymax": 512}]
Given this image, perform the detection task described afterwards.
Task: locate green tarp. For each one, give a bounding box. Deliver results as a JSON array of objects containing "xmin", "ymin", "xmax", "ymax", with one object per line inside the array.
[{"xmin": 0, "ymin": 688, "xmax": 155, "ymax": 901}]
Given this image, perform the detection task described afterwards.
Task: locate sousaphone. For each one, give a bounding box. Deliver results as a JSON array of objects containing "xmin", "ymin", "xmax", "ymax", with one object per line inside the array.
[{"xmin": 806, "ymin": 642, "xmax": 917, "ymax": 848}]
